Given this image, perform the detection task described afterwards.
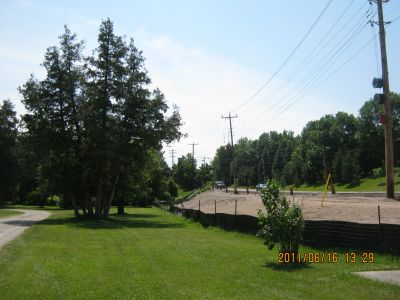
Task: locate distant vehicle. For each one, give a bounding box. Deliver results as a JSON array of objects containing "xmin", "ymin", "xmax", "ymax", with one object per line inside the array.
[
  {"xmin": 256, "ymin": 183, "xmax": 267, "ymax": 191},
  {"xmin": 214, "ymin": 181, "xmax": 226, "ymax": 189}
]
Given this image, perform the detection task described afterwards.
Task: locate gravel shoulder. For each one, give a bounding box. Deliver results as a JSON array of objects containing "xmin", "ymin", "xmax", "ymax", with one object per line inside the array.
[
  {"xmin": 0, "ymin": 209, "xmax": 50, "ymax": 249},
  {"xmin": 179, "ymin": 190, "xmax": 400, "ymax": 224}
]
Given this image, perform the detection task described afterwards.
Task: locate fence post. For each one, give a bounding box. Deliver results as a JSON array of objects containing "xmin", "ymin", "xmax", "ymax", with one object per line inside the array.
[
  {"xmin": 198, "ymin": 199, "xmax": 201, "ymax": 221},
  {"xmin": 214, "ymin": 199, "xmax": 217, "ymax": 225},
  {"xmin": 235, "ymin": 199, "xmax": 237, "ymax": 216},
  {"xmin": 378, "ymin": 205, "xmax": 384, "ymax": 248}
]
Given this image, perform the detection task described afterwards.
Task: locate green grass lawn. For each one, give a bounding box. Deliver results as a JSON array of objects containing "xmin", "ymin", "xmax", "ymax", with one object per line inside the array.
[
  {"xmin": 0, "ymin": 207, "xmax": 399, "ymax": 299},
  {"xmin": 0, "ymin": 209, "xmax": 23, "ymax": 218},
  {"xmin": 289, "ymin": 175, "xmax": 400, "ymax": 192}
]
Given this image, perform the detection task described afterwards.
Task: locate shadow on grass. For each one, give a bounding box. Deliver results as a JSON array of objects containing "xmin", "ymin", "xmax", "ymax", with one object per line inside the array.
[
  {"xmin": 37, "ymin": 212, "xmax": 185, "ymax": 230},
  {"xmin": 264, "ymin": 261, "xmax": 312, "ymax": 272}
]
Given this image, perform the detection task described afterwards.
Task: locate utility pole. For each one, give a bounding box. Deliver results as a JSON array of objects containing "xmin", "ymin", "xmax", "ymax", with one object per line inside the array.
[
  {"xmin": 202, "ymin": 157, "xmax": 210, "ymax": 166},
  {"xmin": 375, "ymin": 0, "xmax": 395, "ymax": 198},
  {"xmin": 169, "ymin": 149, "xmax": 176, "ymax": 166},
  {"xmin": 222, "ymin": 113, "xmax": 238, "ymax": 186},
  {"xmin": 188, "ymin": 142, "xmax": 198, "ymax": 159}
]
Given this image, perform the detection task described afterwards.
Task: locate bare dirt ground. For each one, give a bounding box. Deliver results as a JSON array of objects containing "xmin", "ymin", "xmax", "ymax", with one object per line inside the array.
[
  {"xmin": 178, "ymin": 190, "xmax": 400, "ymax": 224},
  {"xmin": 0, "ymin": 209, "xmax": 50, "ymax": 249}
]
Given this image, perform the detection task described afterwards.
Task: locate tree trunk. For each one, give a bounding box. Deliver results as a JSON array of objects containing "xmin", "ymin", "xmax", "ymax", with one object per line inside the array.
[
  {"xmin": 95, "ymin": 178, "xmax": 103, "ymax": 218},
  {"xmin": 103, "ymin": 174, "xmax": 120, "ymax": 217},
  {"xmin": 118, "ymin": 199, "xmax": 125, "ymax": 215},
  {"xmin": 71, "ymin": 194, "xmax": 80, "ymax": 217},
  {"xmin": 86, "ymin": 192, "xmax": 94, "ymax": 216}
]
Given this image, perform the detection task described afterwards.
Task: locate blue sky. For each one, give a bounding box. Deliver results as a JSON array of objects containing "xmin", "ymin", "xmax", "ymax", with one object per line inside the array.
[{"xmin": 1, "ymin": 0, "xmax": 400, "ymax": 165}]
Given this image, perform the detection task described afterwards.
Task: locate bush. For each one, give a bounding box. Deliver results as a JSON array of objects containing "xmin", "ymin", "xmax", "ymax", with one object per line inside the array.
[
  {"xmin": 257, "ymin": 179, "xmax": 304, "ymax": 257},
  {"xmin": 168, "ymin": 180, "xmax": 178, "ymax": 198},
  {"xmin": 372, "ymin": 167, "xmax": 385, "ymax": 178},
  {"xmin": 47, "ymin": 195, "xmax": 61, "ymax": 206},
  {"xmin": 158, "ymin": 191, "xmax": 173, "ymax": 202},
  {"xmin": 26, "ymin": 190, "xmax": 46, "ymax": 207}
]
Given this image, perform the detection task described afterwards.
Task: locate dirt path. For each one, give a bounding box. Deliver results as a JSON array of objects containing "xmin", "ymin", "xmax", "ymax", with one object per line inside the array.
[
  {"xmin": 0, "ymin": 210, "xmax": 50, "ymax": 249},
  {"xmin": 179, "ymin": 190, "xmax": 400, "ymax": 224}
]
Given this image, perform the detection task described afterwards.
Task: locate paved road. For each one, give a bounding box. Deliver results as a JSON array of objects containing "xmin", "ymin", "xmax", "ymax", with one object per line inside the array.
[
  {"xmin": 355, "ymin": 270, "xmax": 400, "ymax": 287},
  {"xmin": 0, "ymin": 209, "xmax": 50, "ymax": 249}
]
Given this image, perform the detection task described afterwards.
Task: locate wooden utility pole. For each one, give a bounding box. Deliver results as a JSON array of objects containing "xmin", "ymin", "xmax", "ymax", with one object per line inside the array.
[
  {"xmin": 202, "ymin": 157, "xmax": 210, "ymax": 166},
  {"xmin": 222, "ymin": 113, "xmax": 238, "ymax": 185},
  {"xmin": 169, "ymin": 149, "xmax": 176, "ymax": 166},
  {"xmin": 376, "ymin": 0, "xmax": 395, "ymax": 198},
  {"xmin": 188, "ymin": 142, "xmax": 198, "ymax": 159}
]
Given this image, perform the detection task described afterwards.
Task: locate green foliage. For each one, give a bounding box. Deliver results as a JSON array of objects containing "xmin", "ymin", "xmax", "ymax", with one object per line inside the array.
[
  {"xmin": 197, "ymin": 163, "xmax": 212, "ymax": 185},
  {"xmin": 212, "ymin": 144, "xmax": 233, "ymax": 185},
  {"xmin": 0, "ymin": 100, "xmax": 18, "ymax": 206},
  {"xmin": 26, "ymin": 190, "xmax": 46, "ymax": 207},
  {"xmin": 47, "ymin": 195, "xmax": 61, "ymax": 206},
  {"xmin": 19, "ymin": 20, "xmax": 183, "ymax": 217},
  {"xmin": 173, "ymin": 154, "xmax": 198, "ymax": 190},
  {"xmin": 212, "ymin": 98, "xmax": 400, "ymax": 187},
  {"xmin": 168, "ymin": 180, "xmax": 178, "ymax": 198},
  {"xmin": 257, "ymin": 180, "xmax": 304, "ymax": 255}
]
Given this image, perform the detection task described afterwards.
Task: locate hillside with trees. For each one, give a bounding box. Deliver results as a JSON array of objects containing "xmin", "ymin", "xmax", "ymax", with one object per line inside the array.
[{"xmin": 213, "ymin": 92, "xmax": 400, "ymax": 187}]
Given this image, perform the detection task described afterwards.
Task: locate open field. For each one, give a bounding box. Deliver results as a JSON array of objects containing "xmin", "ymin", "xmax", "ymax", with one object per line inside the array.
[
  {"xmin": 0, "ymin": 207, "xmax": 399, "ymax": 299},
  {"xmin": 180, "ymin": 190, "xmax": 400, "ymax": 224},
  {"xmin": 0, "ymin": 209, "xmax": 23, "ymax": 219}
]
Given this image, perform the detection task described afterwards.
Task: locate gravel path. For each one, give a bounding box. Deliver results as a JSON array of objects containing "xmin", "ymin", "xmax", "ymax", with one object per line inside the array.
[{"xmin": 0, "ymin": 209, "xmax": 50, "ymax": 249}]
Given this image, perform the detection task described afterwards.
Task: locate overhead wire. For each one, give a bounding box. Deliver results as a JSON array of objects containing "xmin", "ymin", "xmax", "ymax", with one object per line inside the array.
[
  {"xmin": 236, "ymin": 4, "xmax": 371, "ymax": 135},
  {"xmin": 237, "ymin": 0, "xmax": 360, "ymax": 118},
  {"xmin": 243, "ymin": 21, "xmax": 368, "ymax": 133},
  {"xmin": 229, "ymin": 0, "xmax": 334, "ymax": 113},
  {"xmin": 264, "ymin": 33, "xmax": 378, "ymax": 125}
]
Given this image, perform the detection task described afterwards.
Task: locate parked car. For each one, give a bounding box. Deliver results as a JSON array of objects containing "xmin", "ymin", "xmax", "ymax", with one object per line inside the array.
[
  {"xmin": 256, "ymin": 183, "xmax": 267, "ymax": 191},
  {"xmin": 214, "ymin": 181, "xmax": 226, "ymax": 189}
]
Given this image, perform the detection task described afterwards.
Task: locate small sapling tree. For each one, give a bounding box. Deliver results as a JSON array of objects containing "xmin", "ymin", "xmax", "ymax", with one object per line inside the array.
[{"xmin": 257, "ymin": 179, "xmax": 304, "ymax": 257}]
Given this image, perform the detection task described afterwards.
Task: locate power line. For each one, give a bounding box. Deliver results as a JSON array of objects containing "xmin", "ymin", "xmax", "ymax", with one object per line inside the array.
[
  {"xmin": 229, "ymin": 0, "xmax": 334, "ymax": 113},
  {"xmin": 169, "ymin": 149, "xmax": 176, "ymax": 166},
  {"xmin": 237, "ymin": 6, "xmax": 371, "ymax": 135},
  {"xmin": 222, "ymin": 112, "xmax": 238, "ymax": 185},
  {"xmin": 237, "ymin": 0, "xmax": 360, "ymax": 117},
  {"xmin": 235, "ymin": 1, "xmax": 370, "ymax": 132},
  {"xmin": 188, "ymin": 142, "xmax": 199, "ymax": 158}
]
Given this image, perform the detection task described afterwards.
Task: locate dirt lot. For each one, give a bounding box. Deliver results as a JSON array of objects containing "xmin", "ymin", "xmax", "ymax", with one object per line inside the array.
[{"xmin": 178, "ymin": 190, "xmax": 400, "ymax": 224}]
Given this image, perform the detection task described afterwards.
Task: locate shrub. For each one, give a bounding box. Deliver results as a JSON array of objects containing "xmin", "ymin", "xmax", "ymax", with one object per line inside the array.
[
  {"xmin": 168, "ymin": 180, "xmax": 178, "ymax": 198},
  {"xmin": 26, "ymin": 190, "xmax": 46, "ymax": 207},
  {"xmin": 257, "ymin": 179, "xmax": 304, "ymax": 256},
  {"xmin": 47, "ymin": 195, "xmax": 61, "ymax": 206},
  {"xmin": 372, "ymin": 167, "xmax": 385, "ymax": 178}
]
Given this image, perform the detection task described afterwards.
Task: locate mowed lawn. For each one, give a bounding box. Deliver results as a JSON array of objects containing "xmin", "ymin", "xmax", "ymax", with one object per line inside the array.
[
  {"xmin": 0, "ymin": 209, "xmax": 23, "ymax": 218},
  {"xmin": 0, "ymin": 208, "xmax": 399, "ymax": 299}
]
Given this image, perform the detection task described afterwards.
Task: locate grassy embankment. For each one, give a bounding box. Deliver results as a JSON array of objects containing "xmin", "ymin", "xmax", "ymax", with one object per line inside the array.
[
  {"xmin": 0, "ymin": 209, "xmax": 23, "ymax": 218},
  {"xmin": 228, "ymin": 175, "xmax": 400, "ymax": 192},
  {"xmin": 291, "ymin": 175, "xmax": 400, "ymax": 192},
  {"xmin": 177, "ymin": 181, "xmax": 213, "ymax": 201},
  {"xmin": 0, "ymin": 206, "xmax": 399, "ymax": 299}
]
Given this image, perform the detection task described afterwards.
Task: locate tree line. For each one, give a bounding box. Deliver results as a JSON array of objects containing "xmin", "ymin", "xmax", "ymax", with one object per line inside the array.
[
  {"xmin": 0, "ymin": 19, "xmax": 183, "ymax": 216},
  {"xmin": 213, "ymin": 92, "xmax": 400, "ymax": 186}
]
